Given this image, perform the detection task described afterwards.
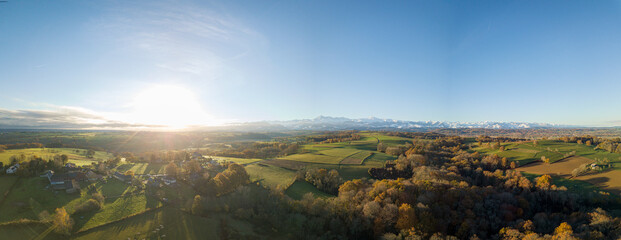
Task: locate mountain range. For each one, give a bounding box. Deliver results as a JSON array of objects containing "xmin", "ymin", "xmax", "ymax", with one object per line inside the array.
[{"xmin": 216, "ymin": 116, "xmax": 568, "ymax": 132}]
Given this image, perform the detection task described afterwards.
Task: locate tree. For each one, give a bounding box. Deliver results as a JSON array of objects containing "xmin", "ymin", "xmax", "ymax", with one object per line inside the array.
[
  {"xmin": 166, "ymin": 162, "xmax": 179, "ymax": 178},
  {"xmin": 554, "ymin": 222, "xmax": 573, "ymax": 235},
  {"xmin": 191, "ymin": 195, "xmax": 203, "ymax": 215},
  {"xmin": 60, "ymin": 154, "xmax": 69, "ymax": 165},
  {"xmin": 541, "ymin": 156, "xmax": 550, "ymax": 164},
  {"xmin": 396, "ymin": 203, "xmax": 416, "ymax": 231},
  {"xmin": 184, "ymin": 160, "xmax": 201, "ymax": 175},
  {"xmin": 86, "ymin": 150, "xmax": 95, "ymax": 158},
  {"xmin": 536, "ymin": 174, "xmax": 552, "ymax": 189},
  {"xmin": 53, "ymin": 207, "xmax": 74, "ymax": 235}
]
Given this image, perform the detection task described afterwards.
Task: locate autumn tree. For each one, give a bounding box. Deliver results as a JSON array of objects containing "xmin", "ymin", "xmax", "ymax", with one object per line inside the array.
[
  {"xmin": 396, "ymin": 203, "xmax": 416, "ymax": 231},
  {"xmin": 53, "ymin": 207, "xmax": 74, "ymax": 235},
  {"xmin": 535, "ymin": 174, "xmax": 552, "ymax": 189},
  {"xmin": 191, "ymin": 195, "xmax": 203, "ymax": 215}
]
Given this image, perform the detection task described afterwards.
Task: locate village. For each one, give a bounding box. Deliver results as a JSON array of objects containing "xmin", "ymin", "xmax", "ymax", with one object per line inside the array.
[{"xmin": 2, "ymin": 151, "xmax": 213, "ymax": 198}]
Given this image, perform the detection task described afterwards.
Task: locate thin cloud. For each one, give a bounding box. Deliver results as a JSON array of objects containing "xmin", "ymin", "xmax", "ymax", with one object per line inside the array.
[
  {"xmin": 0, "ymin": 107, "xmax": 161, "ymax": 130},
  {"xmin": 92, "ymin": 1, "xmax": 265, "ymax": 76}
]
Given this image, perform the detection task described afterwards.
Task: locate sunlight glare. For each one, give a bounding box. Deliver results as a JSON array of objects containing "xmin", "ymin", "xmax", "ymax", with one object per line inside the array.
[{"xmin": 128, "ymin": 85, "xmax": 210, "ymax": 129}]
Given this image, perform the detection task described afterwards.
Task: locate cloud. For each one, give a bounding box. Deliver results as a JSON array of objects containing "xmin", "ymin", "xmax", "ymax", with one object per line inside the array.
[
  {"xmin": 0, "ymin": 107, "xmax": 161, "ymax": 130},
  {"xmin": 93, "ymin": 1, "xmax": 265, "ymax": 77}
]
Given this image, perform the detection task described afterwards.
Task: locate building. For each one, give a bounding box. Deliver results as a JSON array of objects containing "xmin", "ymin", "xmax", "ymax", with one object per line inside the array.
[
  {"xmin": 192, "ymin": 152, "xmax": 204, "ymax": 160},
  {"xmin": 162, "ymin": 176, "xmax": 176, "ymax": 185},
  {"xmin": 40, "ymin": 170, "xmax": 54, "ymax": 178},
  {"xmin": 113, "ymin": 171, "xmax": 132, "ymax": 182},
  {"xmin": 65, "ymin": 163, "xmax": 78, "ymax": 169},
  {"xmin": 48, "ymin": 173, "xmax": 81, "ymax": 193},
  {"xmin": 85, "ymin": 171, "xmax": 103, "ymax": 182},
  {"xmin": 5, "ymin": 164, "xmax": 19, "ymax": 174}
]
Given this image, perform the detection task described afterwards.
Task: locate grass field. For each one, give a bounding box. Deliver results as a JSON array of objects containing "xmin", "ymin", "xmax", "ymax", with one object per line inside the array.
[
  {"xmin": 340, "ymin": 151, "xmax": 372, "ymax": 164},
  {"xmin": 209, "ymin": 156, "xmax": 263, "ymax": 165},
  {"xmin": 470, "ymin": 140, "xmax": 621, "ymax": 165},
  {"xmin": 76, "ymin": 192, "xmax": 162, "ymax": 231},
  {"xmin": 236, "ymin": 133, "xmax": 398, "ymax": 195},
  {"xmin": 0, "ymin": 148, "xmax": 113, "ymax": 166},
  {"xmin": 521, "ymin": 172, "xmax": 606, "ymax": 194},
  {"xmin": 0, "ymin": 177, "xmax": 83, "ymax": 222},
  {"xmin": 116, "ymin": 162, "xmax": 167, "ymax": 175},
  {"xmin": 285, "ymin": 180, "xmax": 334, "ymax": 200},
  {"xmin": 73, "ymin": 206, "xmax": 264, "ymax": 240},
  {"xmin": 510, "ymin": 141, "xmax": 621, "ymax": 194},
  {"xmin": 245, "ymin": 163, "xmax": 297, "ymax": 190},
  {"xmin": 0, "ymin": 176, "xmax": 19, "ymax": 198}
]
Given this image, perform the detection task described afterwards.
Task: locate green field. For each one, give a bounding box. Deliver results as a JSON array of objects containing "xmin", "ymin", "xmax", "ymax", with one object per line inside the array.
[
  {"xmin": 0, "ymin": 148, "xmax": 113, "ymax": 166},
  {"xmin": 76, "ymin": 192, "xmax": 161, "ymax": 231},
  {"xmin": 0, "ymin": 177, "xmax": 84, "ymax": 222},
  {"xmin": 0, "ymin": 175, "xmax": 162, "ymax": 234},
  {"xmin": 285, "ymin": 180, "xmax": 334, "ymax": 200},
  {"xmin": 73, "ymin": 206, "xmax": 264, "ymax": 240},
  {"xmin": 116, "ymin": 162, "xmax": 167, "ymax": 175},
  {"xmin": 472, "ymin": 140, "xmax": 621, "ymax": 167},
  {"xmin": 0, "ymin": 176, "xmax": 18, "ymax": 197},
  {"xmin": 245, "ymin": 163, "xmax": 297, "ymax": 190},
  {"xmin": 340, "ymin": 151, "xmax": 373, "ymax": 164},
  {"xmin": 209, "ymin": 156, "xmax": 263, "ymax": 165},
  {"xmin": 219, "ymin": 132, "xmax": 399, "ymax": 196}
]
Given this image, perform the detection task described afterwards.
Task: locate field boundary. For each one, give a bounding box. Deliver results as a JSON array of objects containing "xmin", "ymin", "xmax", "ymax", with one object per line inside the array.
[{"xmin": 360, "ymin": 152, "xmax": 375, "ymax": 164}]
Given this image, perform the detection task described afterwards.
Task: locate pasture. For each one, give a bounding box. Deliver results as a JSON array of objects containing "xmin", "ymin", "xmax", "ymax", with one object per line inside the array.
[
  {"xmin": 340, "ymin": 151, "xmax": 373, "ymax": 164},
  {"xmin": 73, "ymin": 207, "xmax": 262, "ymax": 240},
  {"xmin": 208, "ymin": 156, "xmax": 263, "ymax": 165},
  {"xmin": 0, "ymin": 148, "xmax": 113, "ymax": 166},
  {"xmin": 245, "ymin": 163, "xmax": 297, "ymax": 190},
  {"xmin": 285, "ymin": 180, "xmax": 334, "ymax": 200},
  {"xmin": 116, "ymin": 162, "xmax": 167, "ymax": 175}
]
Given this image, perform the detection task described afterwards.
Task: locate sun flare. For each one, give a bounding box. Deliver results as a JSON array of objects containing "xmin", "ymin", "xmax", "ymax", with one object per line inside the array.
[{"xmin": 127, "ymin": 85, "xmax": 209, "ymax": 129}]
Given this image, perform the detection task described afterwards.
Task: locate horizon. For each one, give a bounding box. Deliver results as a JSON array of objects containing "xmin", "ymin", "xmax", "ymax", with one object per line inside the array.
[{"xmin": 2, "ymin": 0, "xmax": 621, "ymax": 129}]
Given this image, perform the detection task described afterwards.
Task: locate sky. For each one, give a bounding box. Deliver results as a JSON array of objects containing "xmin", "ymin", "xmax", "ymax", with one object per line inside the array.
[{"xmin": 1, "ymin": 0, "xmax": 621, "ymax": 129}]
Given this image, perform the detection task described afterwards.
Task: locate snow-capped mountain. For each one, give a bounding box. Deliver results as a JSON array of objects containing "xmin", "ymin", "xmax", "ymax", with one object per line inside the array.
[{"xmin": 222, "ymin": 116, "xmax": 566, "ymax": 131}]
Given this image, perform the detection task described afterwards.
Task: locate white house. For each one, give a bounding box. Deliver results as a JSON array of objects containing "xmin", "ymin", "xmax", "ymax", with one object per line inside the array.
[{"xmin": 6, "ymin": 164, "xmax": 19, "ymax": 174}]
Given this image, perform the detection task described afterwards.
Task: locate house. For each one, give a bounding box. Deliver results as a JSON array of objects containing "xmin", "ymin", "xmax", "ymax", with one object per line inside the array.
[
  {"xmin": 85, "ymin": 171, "xmax": 103, "ymax": 182},
  {"xmin": 48, "ymin": 173, "xmax": 81, "ymax": 193},
  {"xmin": 162, "ymin": 176, "xmax": 176, "ymax": 185},
  {"xmin": 192, "ymin": 152, "xmax": 204, "ymax": 160},
  {"xmin": 147, "ymin": 177, "xmax": 162, "ymax": 188},
  {"xmin": 40, "ymin": 170, "xmax": 54, "ymax": 178},
  {"xmin": 65, "ymin": 163, "xmax": 77, "ymax": 169},
  {"xmin": 113, "ymin": 171, "xmax": 132, "ymax": 182},
  {"xmin": 6, "ymin": 164, "xmax": 19, "ymax": 174}
]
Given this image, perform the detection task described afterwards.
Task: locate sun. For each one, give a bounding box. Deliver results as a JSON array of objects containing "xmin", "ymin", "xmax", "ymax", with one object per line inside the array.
[{"xmin": 128, "ymin": 85, "xmax": 209, "ymax": 129}]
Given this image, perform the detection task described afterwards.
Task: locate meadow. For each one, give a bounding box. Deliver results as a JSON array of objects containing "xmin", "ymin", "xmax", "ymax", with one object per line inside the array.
[
  {"xmin": 0, "ymin": 148, "xmax": 113, "ymax": 166},
  {"xmin": 248, "ymin": 133, "xmax": 400, "ymax": 198}
]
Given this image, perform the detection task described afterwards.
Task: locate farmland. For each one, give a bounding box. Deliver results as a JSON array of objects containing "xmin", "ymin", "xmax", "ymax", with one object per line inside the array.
[
  {"xmin": 480, "ymin": 140, "xmax": 621, "ymax": 194},
  {"xmin": 0, "ymin": 148, "xmax": 113, "ymax": 166}
]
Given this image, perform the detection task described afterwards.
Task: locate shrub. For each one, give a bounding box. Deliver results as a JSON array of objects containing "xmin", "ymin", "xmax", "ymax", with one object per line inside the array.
[{"xmin": 73, "ymin": 199, "xmax": 102, "ymax": 214}]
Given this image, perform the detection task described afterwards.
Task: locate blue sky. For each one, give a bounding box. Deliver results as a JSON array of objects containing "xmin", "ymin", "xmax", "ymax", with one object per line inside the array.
[{"xmin": 1, "ymin": 0, "xmax": 621, "ymax": 128}]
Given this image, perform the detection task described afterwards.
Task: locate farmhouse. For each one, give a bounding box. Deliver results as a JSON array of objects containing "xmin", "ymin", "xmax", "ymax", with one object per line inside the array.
[
  {"xmin": 5, "ymin": 164, "xmax": 19, "ymax": 174},
  {"xmin": 40, "ymin": 170, "xmax": 54, "ymax": 178},
  {"xmin": 65, "ymin": 163, "xmax": 78, "ymax": 169},
  {"xmin": 192, "ymin": 152, "xmax": 204, "ymax": 160},
  {"xmin": 162, "ymin": 176, "xmax": 176, "ymax": 185},
  {"xmin": 113, "ymin": 171, "xmax": 132, "ymax": 182},
  {"xmin": 85, "ymin": 170, "xmax": 103, "ymax": 182},
  {"xmin": 48, "ymin": 173, "xmax": 82, "ymax": 193}
]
